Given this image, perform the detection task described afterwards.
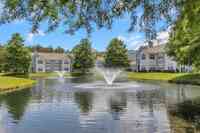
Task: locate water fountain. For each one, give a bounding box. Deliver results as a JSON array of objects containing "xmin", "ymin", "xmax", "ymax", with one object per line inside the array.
[
  {"xmin": 95, "ymin": 67, "xmax": 122, "ymax": 85},
  {"xmin": 55, "ymin": 71, "xmax": 66, "ymax": 78},
  {"xmin": 55, "ymin": 71, "xmax": 67, "ymax": 82},
  {"xmin": 74, "ymin": 66, "xmax": 144, "ymax": 90}
]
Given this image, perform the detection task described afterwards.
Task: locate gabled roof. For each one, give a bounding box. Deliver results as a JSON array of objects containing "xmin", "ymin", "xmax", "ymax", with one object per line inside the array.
[
  {"xmin": 141, "ymin": 45, "xmax": 165, "ymax": 54},
  {"xmin": 33, "ymin": 52, "xmax": 70, "ymax": 60}
]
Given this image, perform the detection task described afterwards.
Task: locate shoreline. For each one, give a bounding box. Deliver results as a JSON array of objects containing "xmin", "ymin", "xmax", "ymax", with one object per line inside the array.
[
  {"xmin": 128, "ymin": 72, "xmax": 200, "ymax": 86},
  {"xmin": 0, "ymin": 76, "xmax": 36, "ymax": 94}
]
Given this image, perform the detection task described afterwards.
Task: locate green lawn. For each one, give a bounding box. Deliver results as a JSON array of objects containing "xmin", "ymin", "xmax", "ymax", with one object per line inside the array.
[
  {"xmin": 128, "ymin": 72, "xmax": 185, "ymax": 81},
  {"xmin": 0, "ymin": 76, "xmax": 36, "ymax": 92},
  {"xmin": 128, "ymin": 72, "xmax": 200, "ymax": 85},
  {"xmin": 0, "ymin": 73, "xmax": 5, "ymax": 76}
]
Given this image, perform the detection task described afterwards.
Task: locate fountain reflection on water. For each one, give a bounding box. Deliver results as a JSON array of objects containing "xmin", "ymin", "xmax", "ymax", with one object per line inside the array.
[{"xmin": 55, "ymin": 71, "xmax": 66, "ymax": 82}]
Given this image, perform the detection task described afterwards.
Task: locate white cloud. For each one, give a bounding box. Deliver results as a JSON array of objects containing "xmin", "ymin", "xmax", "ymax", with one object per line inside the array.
[
  {"xmin": 26, "ymin": 30, "xmax": 45, "ymax": 44},
  {"xmin": 156, "ymin": 26, "xmax": 171, "ymax": 44},
  {"xmin": 156, "ymin": 31, "xmax": 169, "ymax": 44},
  {"xmin": 118, "ymin": 26, "xmax": 171, "ymax": 50},
  {"xmin": 27, "ymin": 33, "xmax": 34, "ymax": 43},
  {"xmin": 13, "ymin": 19, "xmax": 25, "ymax": 24},
  {"xmin": 0, "ymin": 1, "xmax": 3, "ymax": 14},
  {"xmin": 37, "ymin": 30, "xmax": 45, "ymax": 36},
  {"xmin": 118, "ymin": 34, "xmax": 145, "ymax": 50}
]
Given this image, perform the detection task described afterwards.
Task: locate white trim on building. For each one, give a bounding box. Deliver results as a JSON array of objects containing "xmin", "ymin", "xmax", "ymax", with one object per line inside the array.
[
  {"xmin": 32, "ymin": 52, "xmax": 71, "ymax": 72},
  {"xmin": 137, "ymin": 44, "xmax": 191, "ymax": 72}
]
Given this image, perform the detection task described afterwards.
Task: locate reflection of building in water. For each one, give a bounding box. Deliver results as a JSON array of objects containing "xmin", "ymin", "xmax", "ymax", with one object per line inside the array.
[
  {"xmin": 31, "ymin": 79, "xmax": 74, "ymax": 103},
  {"xmin": 162, "ymin": 84, "xmax": 198, "ymax": 105},
  {"xmin": 78, "ymin": 90, "xmax": 171, "ymax": 133}
]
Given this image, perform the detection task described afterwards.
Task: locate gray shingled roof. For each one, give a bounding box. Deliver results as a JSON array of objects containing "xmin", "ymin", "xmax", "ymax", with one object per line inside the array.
[{"xmin": 34, "ymin": 52, "xmax": 70, "ymax": 60}]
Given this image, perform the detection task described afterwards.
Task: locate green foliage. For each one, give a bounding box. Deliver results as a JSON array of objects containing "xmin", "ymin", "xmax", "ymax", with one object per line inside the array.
[
  {"xmin": 54, "ymin": 46, "xmax": 65, "ymax": 53},
  {"xmin": 0, "ymin": 0, "xmax": 182, "ymax": 40},
  {"xmin": 0, "ymin": 89, "xmax": 31, "ymax": 121},
  {"xmin": 0, "ymin": 47, "xmax": 6, "ymax": 72},
  {"xmin": 74, "ymin": 92, "xmax": 93, "ymax": 113},
  {"xmin": 4, "ymin": 33, "xmax": 31, "ymax": 74},
  {"xmin": 28, "ymin": 45, "xmax": 65, "ymax": 53},
  {"xmin": 72, "ymin": 39, "xmax": 95, "ymax": 73},
  {"xmin": 171, "ymin": 97, "xmax": 200, "ymax": 128},
  {"xmin": 104, "ymin": 38, "xmax": 129, "ymax": 68},
  {"xmin": 166, "ymin": 0, "xmax": 200, "ymax": 69}
]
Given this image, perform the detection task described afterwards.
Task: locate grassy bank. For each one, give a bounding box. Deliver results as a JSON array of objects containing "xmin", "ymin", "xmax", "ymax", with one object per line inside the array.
[
  {"xmin": 29, "ymin": 72, "xmax": 93, "ymax": 78},
  {"xmin": 170, "ymin": 73, "xmax": 200, "ymax": 85},
  {"xmin": 29, "ymin": 72, "xmax": 70, "ymax": 78},
  {"xmin": 128, "ymin": 72, "xmax": 200, "ymax": 85},
  {"xmin": 0, "ymin": 76, "xmax": 36, "ymax": 93}
]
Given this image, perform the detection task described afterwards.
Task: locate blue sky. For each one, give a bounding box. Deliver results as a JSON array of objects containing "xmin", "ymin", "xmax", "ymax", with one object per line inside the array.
[{"xmin": 0, "ymin": 15, "xmax": 169, "ymax": 51}]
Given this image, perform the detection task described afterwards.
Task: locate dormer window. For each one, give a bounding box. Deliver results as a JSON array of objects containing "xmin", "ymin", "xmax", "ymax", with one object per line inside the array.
[{"xmin": 149, "ymin": 54, "xmax": 155, "ymax": 60}]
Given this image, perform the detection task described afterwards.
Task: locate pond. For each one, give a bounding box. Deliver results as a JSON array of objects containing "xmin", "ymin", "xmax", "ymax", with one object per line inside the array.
[{"xmin": 0, "ymin": 77, "xmax": 200, "ymax": 133}]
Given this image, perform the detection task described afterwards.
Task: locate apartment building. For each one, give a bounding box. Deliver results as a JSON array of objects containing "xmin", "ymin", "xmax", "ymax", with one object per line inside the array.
[{"xmin": 32, "ymin": 52, "xmax": 71, "ymax": 72}]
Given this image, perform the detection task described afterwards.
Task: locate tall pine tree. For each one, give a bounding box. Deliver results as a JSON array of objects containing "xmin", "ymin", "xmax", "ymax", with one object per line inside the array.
[
  {"xmin": 72, "ymin": 39, "xmax": 95, "ymax": 73},
  {"xmin": 5, "ymin": 33, "xmax": 31, "ymax": 74},
  {"xmin": 104, "ymin": 38, "xmax": 129, "ymax": 68}
]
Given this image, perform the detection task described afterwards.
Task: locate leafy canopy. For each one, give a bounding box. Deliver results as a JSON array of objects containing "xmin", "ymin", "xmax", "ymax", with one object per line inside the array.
[
  {"xmin": 166, "ymin": 0, "xmax": 200, "ymax": 69},
  {"xmin": 5, "ymin": 33, "xmax": 31, "ymax": 74},
  {"xmin": 0, "ymin": 47, "xmax": 6, "ymax": 72},
  {"xmin": 104, "ymin": 38, "xmax": 129, "ymax": 68},
  {"xmin": 72, "ymin": 38, "xmax": 95, "ymax": 73},
  {"xmin": 0, "ymin": 0, "xmax": 182, "ymax": 40}
]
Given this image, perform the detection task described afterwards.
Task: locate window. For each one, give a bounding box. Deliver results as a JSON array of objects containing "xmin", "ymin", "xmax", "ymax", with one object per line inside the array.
[
  {"xmin": 64, "ymin": 60, "xmax": 69, "ymax": 64},
  {"xmin": 158, "ymin": 54, "xmax": 164, "ymax": 59},
  {"xmin": 142, "ymin": 54, "xmax": 146, "ymax": 60},
  {"xmin": 38, "ymin": 68, "xmax": 43, "ymax": 72},
  {"xmin": 64, "ymin": 68, "xmax": 69, "ymax": 71},
  {"xmin": 38, "ymin": 60, "xmax": 43, "ymax": 64},
  {"xmin": 149, "ymin": 54, "xmax": 155, "ymax": 60},
  {"xmin": 141, "ymin": 67, "xmax": 146, "ymax": 71}
]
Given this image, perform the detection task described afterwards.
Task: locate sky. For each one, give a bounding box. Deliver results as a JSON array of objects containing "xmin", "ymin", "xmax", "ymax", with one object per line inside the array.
[{"xmin": 0, "ymin": 13, "xmax": 170, "ymax": 51}]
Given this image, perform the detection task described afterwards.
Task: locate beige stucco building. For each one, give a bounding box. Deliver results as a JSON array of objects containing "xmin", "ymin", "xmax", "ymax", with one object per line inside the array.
[
  {"xmin": 137, "ymin": 45, "xmax": 180, "ymax": 72},
  {"xmin": 32, "ymin": 52, "xmax": 71, "ymax": 72}
]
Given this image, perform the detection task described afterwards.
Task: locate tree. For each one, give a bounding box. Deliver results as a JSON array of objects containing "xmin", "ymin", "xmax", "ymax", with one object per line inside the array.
[
  {"xmin": 54, "ymin": 46, "xmax": 65, "ymax": 53},
  {"xmin": 74, "ymin": 92, "xmax": 93, "ymax": 113},
  {"xmin": 0, "ymin": 45, "xmax": 6, "ymax": 72},
  {"xmin": 166, "ymin": 0, "xmax": 200, "ymax": 69},
  {"xmin": 5, "ymin": 33, "xmax": 31, "ymax": 74},
  {"xmin": 72, "ymin": 39, "xmax": 95, "ymax": 73},
  {"xmin": 0, "ymin": 0, "xmax": 183, "ymax": 40},
  {"xmin": 2, "ymin": 89, "xmax": 31, "ymax": 121},
  {"xmin": 104, "ymin": 38, "xmax": 129, "ymax": 68}
]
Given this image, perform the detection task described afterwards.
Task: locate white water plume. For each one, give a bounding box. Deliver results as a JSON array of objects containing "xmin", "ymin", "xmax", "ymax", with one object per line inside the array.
[
  {"xmin": 55, "ymin": 71, "xmax": 66, "ymax": 78},
  {"xmin": 96, "ymin": 67, "xmax": 122, "ymax": 85}
]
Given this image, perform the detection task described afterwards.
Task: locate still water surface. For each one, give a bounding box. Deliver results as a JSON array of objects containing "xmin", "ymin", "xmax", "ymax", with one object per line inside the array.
[{"xmin": 0, "ymin": 77, "xmax": 200, "ymax": 133}]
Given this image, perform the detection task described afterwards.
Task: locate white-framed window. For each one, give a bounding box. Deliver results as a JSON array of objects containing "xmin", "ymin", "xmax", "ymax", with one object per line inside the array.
[
  {"xmin": 142, "ymin": 54, "xmax": 146, "ymax": 60},
  {"xmin": 149, "ymin": 54, "xmax": 155, "ymax": 60},
  {"xmin": 38, "ymin": 60, "xmax": 43, "ymax": 64},
  {"xmin": 38, "ymin": 68, "xmax": 43, "ymax": 71}
]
